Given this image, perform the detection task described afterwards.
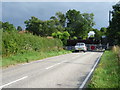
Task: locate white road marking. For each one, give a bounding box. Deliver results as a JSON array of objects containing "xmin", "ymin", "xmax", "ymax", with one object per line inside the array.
[
  {"xmin": 21, "ymin": 53, "xmax": 84, "ymax": 66},
  {"xmin": 0, "ymin": 76, "xmax": 28, "ymax": 89},
  {"xmin": 79, "ymin": 53, "xmax": 103, "ymax": 88},
  {"xmin": 46, "ymin": 63, "xmax": 61, "ymax": 69},
  {"xmin": 45, "ymin": 53, "xmax": 87, "ymax": 70},
  {"xmin": 45, "ymin": 60, "xmax": 69, "ymax": 69}
]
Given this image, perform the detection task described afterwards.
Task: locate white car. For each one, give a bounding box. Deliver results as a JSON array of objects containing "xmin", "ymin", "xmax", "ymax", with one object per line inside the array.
[{"xmin": 75, "ymin": 43, "xmax": 87, "ymax": 52}]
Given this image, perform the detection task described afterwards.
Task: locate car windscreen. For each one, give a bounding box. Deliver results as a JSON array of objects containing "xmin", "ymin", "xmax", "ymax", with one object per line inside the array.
[{"xmin": 80, "ymin": 44, "xmax": 84, "ymax": 46}]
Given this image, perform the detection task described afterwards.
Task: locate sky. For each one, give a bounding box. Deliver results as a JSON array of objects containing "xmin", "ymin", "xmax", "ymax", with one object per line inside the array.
[{"xmin": 1, "ymin": 1, "xmax": 117, "ymax": 30}]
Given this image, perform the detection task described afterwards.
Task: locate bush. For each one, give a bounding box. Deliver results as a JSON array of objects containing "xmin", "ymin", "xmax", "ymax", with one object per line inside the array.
[
  {"xmin": 88, "ymin": 50, "xmax": 120, "ymax": 88},
  {"xmin": 52, "ymin": 31, "xmax": 70, "ymax": 45},
  {"xmin": 112, "ymin": 45, "xmax": 120, "ymax": 64},
  {"xmin": 2, "ymin": 31, "xmax": 63, "ymax": 56}
]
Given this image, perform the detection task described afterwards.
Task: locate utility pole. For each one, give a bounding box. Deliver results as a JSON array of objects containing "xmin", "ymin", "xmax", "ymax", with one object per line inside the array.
[{"xmin": 109, "ymin": 10, "xmax": 112, "ymax": 26}]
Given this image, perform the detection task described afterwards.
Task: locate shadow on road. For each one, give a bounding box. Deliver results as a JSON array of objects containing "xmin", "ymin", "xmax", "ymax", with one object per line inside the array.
[{"xmin": 72, "ymin": 50, "xmax": 104, "ymax": 53}]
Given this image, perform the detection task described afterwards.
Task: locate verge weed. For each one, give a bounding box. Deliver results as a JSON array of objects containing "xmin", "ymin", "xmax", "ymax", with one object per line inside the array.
[
  {"xmin": 1, "ymin": 50, "xmax": 71, "ymax": 68},
  {"xmin": 88, "ymin": 50, "xmax": 120, "ymax": 88}
]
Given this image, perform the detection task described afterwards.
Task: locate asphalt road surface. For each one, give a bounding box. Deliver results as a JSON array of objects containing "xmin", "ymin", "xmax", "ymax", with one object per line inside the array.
[{"xmin": 1, "ymin": 51, "xmax": 103, "ymax": 88}]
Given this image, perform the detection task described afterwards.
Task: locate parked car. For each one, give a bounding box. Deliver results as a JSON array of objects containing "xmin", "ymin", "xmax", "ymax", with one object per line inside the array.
[{"xmin": 75, "ymin": 43, "xmax": 87, "ymax": 52}]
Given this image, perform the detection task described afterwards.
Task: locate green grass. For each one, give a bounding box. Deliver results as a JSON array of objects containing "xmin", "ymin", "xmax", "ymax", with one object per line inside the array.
[
  {"xmin": 1, "ymin": 50, "xmax": 71, "ymax": 68},
  {"xmin": 88, "ymin": 50, "xmax": 120, "ymax": 88}
]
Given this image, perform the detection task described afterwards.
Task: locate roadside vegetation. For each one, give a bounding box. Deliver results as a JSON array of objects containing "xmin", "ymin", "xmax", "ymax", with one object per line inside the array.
[
  {"xmin": 88, "ymin": 46, "xmax": 120, "ymax": 88},
  {"xmin": 0, "ymin": 29, "xmax": 2, "ymax": 67},
  {"xmin": 1, "ymin": 50, "xmax": 71, "ymax": 67},
  {"xmin": 1, "ymin": 31, "xmax": 71, "ymax": 67},
  {"xmin": 88, "ymin": 3, "xmax": 120, "ymax": 88},
  {"xmin": 107, "ymin": 3, "xmax": 120, "ymax": 45},
  {"xmin": 1, "ymin": 30, "xmax": 71, "ymax": 66},
  {"xmin": 2, "ymin": 31, "xmax": 63, "ymax": 56}
]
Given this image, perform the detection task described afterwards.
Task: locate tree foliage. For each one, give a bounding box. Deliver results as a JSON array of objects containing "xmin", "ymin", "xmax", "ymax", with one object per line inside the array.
[
  {"xmin": 92, "ymin": 29, "xmax": 102, "ymax": 40},
  {"xmin": 89, "ymin": 27, "xmax": 107, "ymax": 41},
  {"xmin": 0, "ymin": 21, "xmax": 2, "ymax": 29},
  {"xmin": 107, "ymin": 3, "xmax": 120, "ymax": 45},
  {"xmin": 52, "ymin": 31, "xmax": 70, "ymax": 45},
  {"xmin": 66, "ymin": 9, "xmax": 95, "ymax": 39},
  {"xmin": 2, "ymin": 31, "xmax": 63, "ymax": 56},
  {"xmin": 55, "ymin": 12, "xmax": 66, "ymax": 27},
  {"xmin": 1, "ymin": 21, "xmax": 16, "ymax": 32},
  {"xmin": 100, "ymin": 27, "xmax": 107, "ymax": 33},
  {"xmin": 24, "ymin": 9, "xmax": 95, "ymax": 39},
  {"xmin": 17, "ymin": 26, "xmax": 22, "ymax": 31},
  {"xmin": 52, "ymin": 31, "xmax": 70, "ymax": 40},
  {"xmin": 24, "ymin": 16, "xmax": 65, "ymax": 36}
]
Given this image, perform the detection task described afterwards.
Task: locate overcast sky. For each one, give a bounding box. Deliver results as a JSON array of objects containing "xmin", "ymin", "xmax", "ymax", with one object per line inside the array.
[{"xmin": 2, "ymin": 2, "xmax": 116, "ymax": 30}]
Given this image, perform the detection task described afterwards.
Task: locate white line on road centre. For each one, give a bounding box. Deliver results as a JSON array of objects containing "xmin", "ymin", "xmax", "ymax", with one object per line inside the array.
[
  {"xmin": 45, "ymin": 53, "xmax": 87, "ymax": 70},
  {"xmin": 0, "ymin": 76, "xmax": 28, "ymax": 89},
  {"xmin": 22, "ymin": 52, "xmax": 87, "ymax": 66},
  {"xmin": 45, "ymin": 54, "xmax": 81, "ymax": 70},
  {"xmin": 45, "ymin": 60, "xmax": 69, "ymax": 69},
  {"xmin": 79, "ymin": 53, "xmax": 103, "ymax": 88},
  {"xmin": 45, "ymin": 62, "xmax": 61, "ymax": 69}
]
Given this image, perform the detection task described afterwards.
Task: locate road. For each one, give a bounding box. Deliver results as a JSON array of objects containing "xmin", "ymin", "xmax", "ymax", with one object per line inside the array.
[{"xmin": 1, "ymin": 51, "xmax": 103, "ymax": 88}]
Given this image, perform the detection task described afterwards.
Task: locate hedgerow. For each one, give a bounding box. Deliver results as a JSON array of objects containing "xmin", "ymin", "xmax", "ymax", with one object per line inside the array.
[{"xmin": 2, "ymin": 31, "xmax": 63, "ymax": 56}]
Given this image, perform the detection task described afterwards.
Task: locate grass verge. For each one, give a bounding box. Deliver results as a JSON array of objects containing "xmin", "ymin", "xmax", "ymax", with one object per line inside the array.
[
  {"xmin": 1, "ymin": 50, "xmax": 71, "ymax": 68},
  {"xmin": 88, "ymin": 50, "xmax": 120, "ymax": 88}
]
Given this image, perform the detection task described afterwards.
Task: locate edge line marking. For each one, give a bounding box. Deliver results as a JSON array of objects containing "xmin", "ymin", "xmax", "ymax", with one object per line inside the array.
[
  {"xmin": 0, "ymin": 76, "xmax": 28, "ymax": 88},
  {"xmin": 79, "ymin": 53, "xmax": 103, "ymax": 88}
]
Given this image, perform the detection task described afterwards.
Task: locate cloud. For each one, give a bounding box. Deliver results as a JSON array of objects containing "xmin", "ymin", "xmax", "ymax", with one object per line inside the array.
[
  {"xmin": 2, "ymin": 0, "xmax": 119, "ymax": 2},
  {"xmin": 2, "ymin": 2, "xmax": 116, "ymax": 29}
]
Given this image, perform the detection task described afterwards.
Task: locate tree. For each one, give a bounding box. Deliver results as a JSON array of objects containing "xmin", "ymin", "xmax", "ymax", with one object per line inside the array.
[
  {"xmin": 107, "ymin": 3, "xmax": 120, "ymax": 45},
  {"xmin": 25, "ymin": 16, "xmax": 54, "ymax": 36},
  {"xmin": 17, "ymin": 26, "xmax": 22, "ymax": 31},
  {"xmin": 24, "ymin": 16, "xmax": 66, "ymax": 36},
  {"xmin": 82, "ymin": 13, "xmax": 95, "ymax": 33},
  {"xmin": 52, "ymin": 31, "xmax": 70, "ymax": 45},
  {"xmin": 24, "ymin": 9, "xmax": 95, "ymax": 39},
  {"xmin": 100, "ymin": 27, "xmax": 107, "ymax": 33},
  {"xmin": 66, "ymin": 9, "xmax": 95, "ymax": 39},
  {"xmin": 55, "ymin": 12, "xmax": 66, "ymax": 27},
  {"xmin": 24, "ymin": 16, "xmax": 42, "ymax": 36},
  {"xmin": 2, "ymin": 22, "xmax": 16, "ymax": 32},
  {"xmin": 0, "ymin": 21, "xmax": 2, "ymax": 29},
  {"xmin": 92, "ymin": 28, "xmax": 102, "ymax": 40},
  {"xmin": 66, "ymin": 9, "xmax": 82, "ymax": 37},
  {"xmin": 50, "ymin": 12, "xmax": 66, "ymax": 33},
  {"xmin": 52, "ymin": 31, "xmax": 70, "ymax": 40},
  {"xmin": 51, "ymin": 12, "xmax": 66, "ymax": 27}
]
